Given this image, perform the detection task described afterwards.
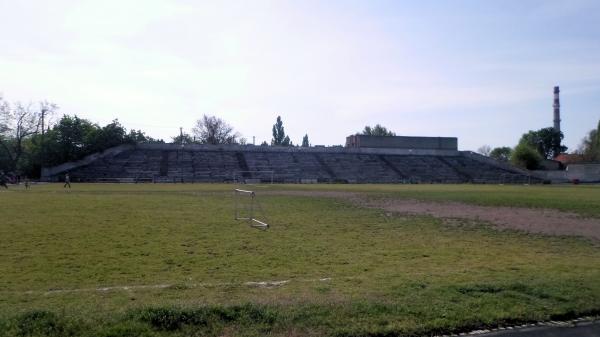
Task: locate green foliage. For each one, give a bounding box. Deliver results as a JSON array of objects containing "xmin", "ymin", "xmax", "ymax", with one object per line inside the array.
[
  {"xmin": 38, "ymin": 116, "xmax": 134, "ymax": 167},
  {"xmin": 271, "ymin": 116, "xmax": 292, "ymax": 146},
  {"xmin": 15, "ymin": 311, "xmax": 66, "ymax": 337},
  {"xmin": 0, "ymin": 111, "xmax": 161, "ymax": 177},
  {"xmin": 489, "ymin": 147, "xmax": 512, "ymax": 162},
  {"xmin": 518, "ymin": 127, "xmax": 567, "ymax": 159},
  {"xmin": 578, "ymin": 120, "xmax": 600, "ymax": 161},
  {"xmin": 96, "ymin": 321, "xmax": 155, "ymax": 337},
  {"xmin": 359, "ymin": 124, "xmax": 396, "ymax": 137},
  {"xmin": 511, "ymin": 143, "xmax": 542, "ymax": 169},
  {"xmin": 171, "ymin": 133, "xmax": 194, "ymax": 145},
  {"xmin": 136, "ymin": 304, "xmax": 277, "ymax": 332},
  {"xmin": 301, "ymin": 134, "xmax": 310, "ymax": 147},
  {"xmin": 127, "ymin": 129, "xmax": 162, "ymax": 144},
  {"xmin": 0, "ymin": 136, "xmax": 15, "ymax": 172},
  {"xmin": 85, "ymin": 120, "xmax": 129, "ymax": 154}
]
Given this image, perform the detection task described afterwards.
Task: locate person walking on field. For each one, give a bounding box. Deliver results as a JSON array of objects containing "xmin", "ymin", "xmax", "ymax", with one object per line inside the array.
[{"xmin": 64, "ymin": 173, "xmax": 71, "ymax": 189}]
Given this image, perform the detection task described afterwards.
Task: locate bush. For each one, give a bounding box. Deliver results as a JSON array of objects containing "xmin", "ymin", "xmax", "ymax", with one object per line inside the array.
[
  {"xmin": 511, "ymin": 143, "xmax": 542, "ymax": 170},
  {"xmin": 98, "ymin": 321, "xmax": 155, "ymax": 337},
  {"xmin": 489, "ymin": 147, "xmax": 512, "ymax": 162},
  {"xmin": 15, "ymin": 311, "xmax": 65, "ymax": 337},
  {"xmin": 136, "ymin": 304, "xmax": 278, "ymax": 332}
]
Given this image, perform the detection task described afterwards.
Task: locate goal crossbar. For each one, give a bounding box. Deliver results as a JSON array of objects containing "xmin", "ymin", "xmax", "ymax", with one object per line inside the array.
[{"xmin": 235, "ymin": 189, "xmax": 255, "ymax": 194}]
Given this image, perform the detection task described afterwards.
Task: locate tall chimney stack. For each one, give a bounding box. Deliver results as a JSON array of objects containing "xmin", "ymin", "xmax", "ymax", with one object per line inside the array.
[{"xmin": 553, "ymin": 86, "xmax": 561, "ymax": 133}]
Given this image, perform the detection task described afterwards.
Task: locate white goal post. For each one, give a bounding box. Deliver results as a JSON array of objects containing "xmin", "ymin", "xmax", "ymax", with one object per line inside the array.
[{"xmin": 234, "ymin": 189, "xmax": 269, "ymax": 230}]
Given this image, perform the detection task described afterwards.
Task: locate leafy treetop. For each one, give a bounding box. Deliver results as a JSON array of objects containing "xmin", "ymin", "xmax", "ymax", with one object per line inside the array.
[
  {"xmin": 301, "ymin": 134, "xmax": 310, "ymax": 147},
  {"xmin": 518, "ymin": 127, "xmax": 567, "ymax": 159},
  {"xmin": 359, "ymin": 124, "xmax": 396, "ymax": 137},
  {"xmin": 271, "ymin": 116, "xmax": 292, "ymax": 146}
]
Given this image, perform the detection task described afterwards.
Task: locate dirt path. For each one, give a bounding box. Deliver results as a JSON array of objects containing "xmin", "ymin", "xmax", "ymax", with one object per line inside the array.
[
  {"xmin": 265, "ymin": 191, "xmax": 600, "ymax": 241},
  {"xmin": 370, "ymin": 198, "xmax": 600, "ymax": 241}
]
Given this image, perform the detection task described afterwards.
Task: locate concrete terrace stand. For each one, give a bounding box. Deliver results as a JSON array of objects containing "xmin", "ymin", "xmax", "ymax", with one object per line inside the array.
[{"xmin": 41, "ymin": 143, "xmax": 538, "ymax": 184}]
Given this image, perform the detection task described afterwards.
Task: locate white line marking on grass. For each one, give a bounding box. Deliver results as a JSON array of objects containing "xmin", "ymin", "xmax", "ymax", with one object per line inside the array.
[
  {"xmin": 244, "ymin": 280, "xmax": 290, "ymax": 288},
  {"xmin": 12, "ymin": 277, "xmax": 334, "ymax": 295}
]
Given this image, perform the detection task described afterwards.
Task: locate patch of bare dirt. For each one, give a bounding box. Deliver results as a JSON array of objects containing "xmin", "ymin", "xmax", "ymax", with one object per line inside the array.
[
  {"xmin": 371, "ymin": 198, "xmax": 600, "ymax": 241},
  {"xmin": 264, "ymin": 190, "xmax": 600, "ymax": 241}
]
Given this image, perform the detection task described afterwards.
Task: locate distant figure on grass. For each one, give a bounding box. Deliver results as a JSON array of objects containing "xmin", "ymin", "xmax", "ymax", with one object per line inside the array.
[
  {"xmin": 0, "ymin": 171, "xmax": 8, "ymax": 189},
  {"xmin": 64, "ymin": 173, "xmax": 71, "ymax": 189},
  {"xmin": 24, "ymin": 177, "xmax": 30, "ymax": 189}
]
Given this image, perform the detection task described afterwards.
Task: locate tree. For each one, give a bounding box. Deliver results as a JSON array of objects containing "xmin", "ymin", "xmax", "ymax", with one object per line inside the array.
[
  {"xmin": 0, "ymin": 97, "xmax": 57, "ymax": 172},
  {"xmin": 0, "ymin": 93, "xmax": 162, "ymax": 177},
  {"xmin": 511, "ymin": 143, "xmax": 542, "ymax": 170},
  {"xmin": 577, "ymin": 120, "xmax": 600, "ymax": 162},
  {"xmin": 489, "ymin": 147, "xmax": 512, "ymax": 162},
  {"xmin": 301, "ymin": 134, "xmax": 310, "ymax": 147},
  {"xmin": 172, "ymin": 133, "xmax": 195, "ymax": 145},
  {"xmin": 127, "ymin": 129, "xmax": 163, "ymax": 144},
  {"xmin": 271, "ymin": 116, "xmax": 292, "ymax": 146},
  {"xmin": 477, "ymin": 145, "xmax": 492, "ymax": 156},
  {"xmin": 0, "ymin": 136, "xmax": 16, "ymax": 172},
  {"xmin": 518, "ymin": 127, "xmax": 567, "ymax": 159},
  {"xmin": 84, "ymin": 119, "xmax": 128, "ymax": 154},
  {"xmin": 42, "ymin": 115, "xmax": 98, "ymax": 166},
  {"xmin": 0, "ymin": 137, "xmax": 11, "ymax": 172},
  {"xmin": 192, "ymin": 115, "xmax": 239, "ymax": 145},
  {"xmin": 38, "ymin": 116, "xmax": 139, "ymax": 168},
  {"xmin": 359, "ymin": 124, "xmax": 396, "ymax": 136}
]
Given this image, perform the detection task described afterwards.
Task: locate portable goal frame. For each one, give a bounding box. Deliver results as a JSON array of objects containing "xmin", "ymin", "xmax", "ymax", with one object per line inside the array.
[{"xmin": 234, "ymin": 189, "xmax": 269, "ymax": 230}]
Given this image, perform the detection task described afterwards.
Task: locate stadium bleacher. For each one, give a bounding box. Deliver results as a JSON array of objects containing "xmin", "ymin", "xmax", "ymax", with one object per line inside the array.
[{"xmin": 51, "ymin": 144, "xmax": 539, "ymax": 184}]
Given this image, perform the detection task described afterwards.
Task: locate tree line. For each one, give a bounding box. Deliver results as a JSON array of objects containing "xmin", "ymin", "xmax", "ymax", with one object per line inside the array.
[
  {"xmin": 7, "ymin": 94, "xmax": 594, "ymax": 178},
  {"xmin": 0, "ymin": 98, "xmax": 161, "ymax": 177},
  {"xmin": 478, "ymin": 121, "xmax": 600, "ymax": 169},
  {"xmin": 172, "ymin": 115, "xmax": 311, "ymax": 148},
  {"xmin": 0, "ymin": 96, "xmax": 323, "ymax": 178},
  {"xmin": 478, "ymin": 127, "xmax": 566, "ymax": 169}
]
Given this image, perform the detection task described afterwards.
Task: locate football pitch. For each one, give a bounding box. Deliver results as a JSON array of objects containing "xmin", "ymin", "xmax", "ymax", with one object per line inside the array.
[{"xmin": 1, "ymin": 183, "xmax": 600, "ymax": 337}]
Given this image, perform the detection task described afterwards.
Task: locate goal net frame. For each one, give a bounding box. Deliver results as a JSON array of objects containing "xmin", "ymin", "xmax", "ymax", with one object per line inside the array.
[{"xmin": 234, "ymin": 189, "xmax": 269, "ymax": 230}]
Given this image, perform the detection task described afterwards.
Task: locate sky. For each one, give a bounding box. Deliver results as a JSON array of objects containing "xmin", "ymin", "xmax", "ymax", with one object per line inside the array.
[{"xmin": 1, "ymin": 0, "xmax": 599, "ymax": 151}]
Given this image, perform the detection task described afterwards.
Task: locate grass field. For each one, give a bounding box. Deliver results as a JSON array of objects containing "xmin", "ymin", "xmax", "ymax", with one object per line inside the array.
[{"xmin": 1, "ymin": 183, "xmax": 599, "ymax": 336}]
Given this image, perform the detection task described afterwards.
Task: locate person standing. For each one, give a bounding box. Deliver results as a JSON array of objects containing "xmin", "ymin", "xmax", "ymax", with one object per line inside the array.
[{"xmin": 64, "ymin": 173, "xmax": 71, "ymax": 189}]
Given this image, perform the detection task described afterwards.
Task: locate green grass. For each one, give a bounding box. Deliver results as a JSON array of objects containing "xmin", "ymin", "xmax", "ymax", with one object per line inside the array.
[{"xmin": 1, "ymin": 183, "xmax": 599, "ymax": 336}]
